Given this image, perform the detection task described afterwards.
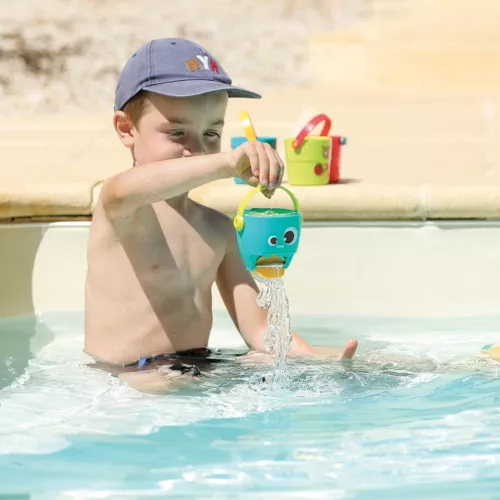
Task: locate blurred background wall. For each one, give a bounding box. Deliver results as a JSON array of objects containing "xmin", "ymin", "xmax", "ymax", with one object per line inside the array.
[
  {"xmin": 0, "ymin": 0, "xmax": 373, "ymax": 114},
  {"xmin": 1, "ymin": 0, "xmax": 500, "ymax": 221}
]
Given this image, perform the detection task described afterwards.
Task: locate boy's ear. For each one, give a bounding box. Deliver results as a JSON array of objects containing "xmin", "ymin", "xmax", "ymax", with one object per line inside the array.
[{"xmin": 113, "ymin": 111, "xmax": 135, "ymax": 148}]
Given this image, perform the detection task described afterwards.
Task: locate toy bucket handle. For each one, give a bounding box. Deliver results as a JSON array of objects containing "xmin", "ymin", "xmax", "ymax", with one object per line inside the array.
[
  {"xmin": 236, "ymin": 185, "xmax": 300, "ymax": 218},
  {"xmin": 292, "ymin": 113, "xmax": 332, "ymax": 150}
]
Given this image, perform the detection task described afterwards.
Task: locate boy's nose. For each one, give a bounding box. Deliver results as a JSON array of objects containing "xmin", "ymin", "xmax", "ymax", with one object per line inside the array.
[{"xmin": 183, "ymin": 137, "xmax": 204, "ymax": 156}]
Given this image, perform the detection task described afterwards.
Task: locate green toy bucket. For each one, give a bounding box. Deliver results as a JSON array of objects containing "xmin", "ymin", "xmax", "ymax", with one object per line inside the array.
[{"xmin": 284, "ymin": 114, "xmax": 347, "ymax": 186}]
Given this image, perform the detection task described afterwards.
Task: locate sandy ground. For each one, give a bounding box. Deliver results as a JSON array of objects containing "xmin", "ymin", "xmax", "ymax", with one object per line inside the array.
[{"xmin": 0, "ymin": 0, "xmax": 367, "ymax": 114}]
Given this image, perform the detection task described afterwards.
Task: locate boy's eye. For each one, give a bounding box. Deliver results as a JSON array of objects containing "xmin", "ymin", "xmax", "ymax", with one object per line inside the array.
[
  {"xmin": 204, "ymin": 130, "xmax": 221, "ymax": 138},
  {"xmin": 167, "ymin": 130, "xmax": 185, "ymax": 137}
]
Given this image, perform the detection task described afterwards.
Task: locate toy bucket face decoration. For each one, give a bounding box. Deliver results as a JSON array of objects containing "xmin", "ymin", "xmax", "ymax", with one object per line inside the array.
[
  {"xmin": 233, "ymin": 186, "xmax": 302, "ymax": 280},
  {"xmin": 284, "ymin": 114, "xmax": 347, "ymax": 186}
]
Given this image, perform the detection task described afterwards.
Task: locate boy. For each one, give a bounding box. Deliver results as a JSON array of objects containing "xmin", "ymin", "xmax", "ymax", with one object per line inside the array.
[{"xmin": 84, "ymin": 38, "xmax": 358, "ymax": 394}]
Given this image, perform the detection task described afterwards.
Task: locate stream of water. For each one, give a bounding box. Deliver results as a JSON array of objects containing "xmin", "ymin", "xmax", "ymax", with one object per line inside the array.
[{"xmin": 256, "ymin": 268, "xmax": 293, "ymax": 387}]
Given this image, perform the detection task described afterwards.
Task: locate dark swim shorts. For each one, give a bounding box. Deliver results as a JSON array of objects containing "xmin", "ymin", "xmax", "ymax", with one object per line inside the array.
[
  {"xmin": 89, "ymin": 347, "xmax": 245, "ymax": 378},
  {"xmin": 133, "ymin": 347, "xmax": 226, "ymax": 377}
]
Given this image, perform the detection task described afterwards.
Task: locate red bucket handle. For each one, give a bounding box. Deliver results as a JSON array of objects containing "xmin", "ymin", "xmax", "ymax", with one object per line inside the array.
[{"xmin": 292, "ymin": 113, "xmax": 332, "ymax": 150}]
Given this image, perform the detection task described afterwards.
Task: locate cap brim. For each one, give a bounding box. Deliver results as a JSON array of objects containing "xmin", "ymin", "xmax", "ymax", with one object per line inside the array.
[{"xmin": 143, "ymin": 79, "xmax": 261, "ymax": 99}]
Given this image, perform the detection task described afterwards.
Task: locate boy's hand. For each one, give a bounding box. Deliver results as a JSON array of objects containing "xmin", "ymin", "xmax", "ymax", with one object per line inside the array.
[{"xmin": 227, "ymin": 141, "xmax": 284, "ymax": 197}]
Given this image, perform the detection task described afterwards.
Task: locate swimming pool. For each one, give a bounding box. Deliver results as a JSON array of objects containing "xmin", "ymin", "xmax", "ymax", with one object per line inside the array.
[{"xmin": 1, "ymin": 221, "xmax": 500, "ymax": 498}]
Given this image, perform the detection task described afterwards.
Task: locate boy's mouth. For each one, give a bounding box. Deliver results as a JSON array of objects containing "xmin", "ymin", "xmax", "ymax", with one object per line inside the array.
[{"xmin": 254, "ymin": 256, "xmax": 285, "ymax": 279}]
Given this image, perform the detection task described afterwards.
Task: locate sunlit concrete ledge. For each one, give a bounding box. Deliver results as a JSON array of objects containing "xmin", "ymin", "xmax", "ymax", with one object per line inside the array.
[
  {"xmin": 1, "ymin": 180, "xmax": 500, "ymax": 222},
  {"xmin": 0, "ymin": 183, "xmax": 94, "ymax": 221},
  {"xmin": 189, "ymin": 180, "xmax": 500, "ymax": 221}
]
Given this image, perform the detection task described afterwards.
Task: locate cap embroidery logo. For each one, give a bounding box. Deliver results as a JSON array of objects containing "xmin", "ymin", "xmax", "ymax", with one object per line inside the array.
[
  {"xmin": 209, "ymin": 58, "xmax": 219, "ymax": 73},
  {"xmin": 185, "ymin": 57, "xmax": 201, "ymax": 72},
  {"xmin": 185, "ymin": 55, "xmax": 220, "ymax": 74}
]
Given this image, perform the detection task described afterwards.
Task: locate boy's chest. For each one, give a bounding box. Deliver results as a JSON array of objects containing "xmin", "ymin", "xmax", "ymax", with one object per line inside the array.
[{"xmin": 127, "ymin": 206, "xmax": 224, "ymax": 285}]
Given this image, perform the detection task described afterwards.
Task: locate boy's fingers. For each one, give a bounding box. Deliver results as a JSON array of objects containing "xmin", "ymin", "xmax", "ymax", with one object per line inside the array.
[
  {"xmin": 243, "ymin": 174, "xmax": 259, "ymax": 187},
  {"xmin": 244, "ymin": 143, "xmax": 259, "ymax": 177},
  {"xmin": 254, "ymin": 141, "xmax": 270, "ymax": 187},
  {"xmin": 266, "ymin": 144, "xmax": 280, "ymax": 189},
  {"xmin": 339, "ymin": 339, "xmax": 358, "ymax": 362}
]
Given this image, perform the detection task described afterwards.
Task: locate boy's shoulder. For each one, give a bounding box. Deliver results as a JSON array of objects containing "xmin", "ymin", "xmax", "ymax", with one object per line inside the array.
[
  {"xmin": 190, "ymin": 200, "xmax": 235, "ymax": 239},
  {"xmin": 191, "ymin": 199, "xmax": 232, "ymax": 225}
]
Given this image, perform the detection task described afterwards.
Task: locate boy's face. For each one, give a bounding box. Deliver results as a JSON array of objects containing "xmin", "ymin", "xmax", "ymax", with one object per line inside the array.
[{"xmin": 115, "ymin": 91, "xmax": 228, "ymax": 165}]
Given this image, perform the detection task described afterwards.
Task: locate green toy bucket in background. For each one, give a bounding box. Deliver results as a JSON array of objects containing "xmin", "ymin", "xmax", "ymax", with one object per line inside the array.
[{"xmin": 284, "ymin": 113, "xmax": 347, "ymax": 186}]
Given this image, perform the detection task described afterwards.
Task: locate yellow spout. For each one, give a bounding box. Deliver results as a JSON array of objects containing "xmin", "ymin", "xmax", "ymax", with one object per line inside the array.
[{"xmin": 254, "ymin": 256, "xmax": 285, "ymax": 279}]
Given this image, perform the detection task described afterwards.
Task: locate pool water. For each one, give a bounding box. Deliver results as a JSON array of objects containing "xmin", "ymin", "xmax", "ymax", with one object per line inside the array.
[{"xmin": 1, "ymin": 311, "xmax": 500, "ymax": 498}]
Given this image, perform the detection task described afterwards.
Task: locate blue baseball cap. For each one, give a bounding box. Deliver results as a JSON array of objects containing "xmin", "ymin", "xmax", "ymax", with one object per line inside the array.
[{"xmin": 114, "ymin": 38, "xmax": 261, "ymax": 111}]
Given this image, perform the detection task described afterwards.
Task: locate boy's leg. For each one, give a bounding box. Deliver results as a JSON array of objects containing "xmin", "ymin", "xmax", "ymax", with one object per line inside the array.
[
  {"xmin": 313, "ymin": 339, "xmax": 358, "ymax": 361},
  {"xmin": 118, "ymin": 364, "xmax": 202, "ymax": 395},
  {"xmin": 236, "ymin": 339, "xmax": 359, "ymax": 365}
]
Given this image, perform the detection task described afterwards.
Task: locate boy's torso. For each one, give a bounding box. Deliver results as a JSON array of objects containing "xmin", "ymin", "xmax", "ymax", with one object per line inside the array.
[{"xmin": 84, "ymin": 197, "xmax": 229, "ymax": 365}]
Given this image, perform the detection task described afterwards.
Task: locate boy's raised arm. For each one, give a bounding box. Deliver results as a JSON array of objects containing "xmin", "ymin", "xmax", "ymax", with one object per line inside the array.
[
  {"xmin": 101, "ymin": 141, "xmax": 282, "ymax": 220},
  {"xmin": 101, "ymin": 153, "xmax": 231, "ymax": 219}
]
